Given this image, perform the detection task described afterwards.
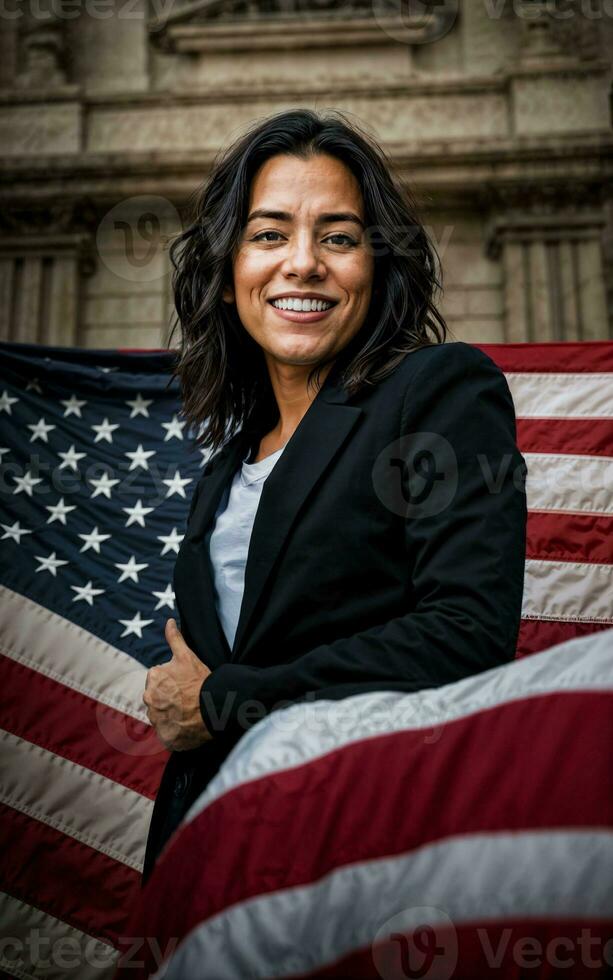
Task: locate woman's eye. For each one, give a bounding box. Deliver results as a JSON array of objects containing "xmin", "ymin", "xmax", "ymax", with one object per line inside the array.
[
  {"xmin": 252, "ymin": 231, "xmax": 284, "ymax": 243},
  {"xmin": 251, "ymin": 231, "xmax": 357, "ymax": 246},
  {"xmin": 325, "ymin": 234, "xmax": 357, "ymax": 247}
]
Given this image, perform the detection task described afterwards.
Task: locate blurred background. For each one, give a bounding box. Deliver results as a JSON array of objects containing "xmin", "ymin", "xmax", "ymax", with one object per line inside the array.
[{"xmin": 0, "ymin": 0, "xmax": 611, "ymax": 351}]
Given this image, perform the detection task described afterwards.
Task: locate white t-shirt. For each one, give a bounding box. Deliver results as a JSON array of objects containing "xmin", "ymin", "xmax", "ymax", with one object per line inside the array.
[{"xmin": 209, "ymin": 442, "xmax": 286, "ymax": 652}]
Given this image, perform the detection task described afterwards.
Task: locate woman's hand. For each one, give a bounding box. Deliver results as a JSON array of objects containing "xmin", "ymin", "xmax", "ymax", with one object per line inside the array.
[{"xmin": 143, "ymin": 619, "xmax": 213, "ymax": 751}]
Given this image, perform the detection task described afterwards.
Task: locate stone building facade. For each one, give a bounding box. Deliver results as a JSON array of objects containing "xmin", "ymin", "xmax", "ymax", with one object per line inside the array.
[{"xmin": 0, "ymin": 0, "xmax": 612, "ymax": 350}]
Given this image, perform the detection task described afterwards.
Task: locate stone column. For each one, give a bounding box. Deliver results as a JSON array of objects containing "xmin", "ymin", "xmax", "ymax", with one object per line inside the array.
[
  {"xmin": 0, "ymin": 199, "xmax": 96, "ymax": 345},
  {"xmin": 485, "ymin": 189, "xmax": 609, "ymax": 342}
]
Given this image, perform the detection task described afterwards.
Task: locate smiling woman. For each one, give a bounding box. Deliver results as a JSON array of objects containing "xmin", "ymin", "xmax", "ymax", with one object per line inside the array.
[
  {"xmin": 141, "ymin": 109, "xmax": 527, "ymax": 890},
  {"xmin": 166, "ymin": 107, "xmax": 447, "ymax": 456}
]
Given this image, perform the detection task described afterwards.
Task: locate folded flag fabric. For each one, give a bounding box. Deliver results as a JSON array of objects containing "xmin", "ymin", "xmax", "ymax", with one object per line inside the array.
[
  {"xmin": 0, "ymin": 339, "xmax": 611, "ymax": 979},
  {"xmin": 117, "ymin": 626, "xmax": 613, "ymax": 980}
]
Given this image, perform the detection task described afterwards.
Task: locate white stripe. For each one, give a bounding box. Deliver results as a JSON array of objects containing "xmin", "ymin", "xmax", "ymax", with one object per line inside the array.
[
  {"xmin": 154, "ymin": 830, "xmax": 613, "ymax": 980},
  {"xmin": 0, "ymin": 891, "xmax": 118, "ymax": 980},
  {"xmin": 505, "ymin": 372, "xmax": 613, "ymax": 419},
  {"xmin": 523, "ymin": 558, "xmax": 613, "ymax": 624},
  {"xmin": 0, "ymin": 585, "xmax": 150, "ymax": 722},
  {"xmin": 184, "ymin": 627, "xmax": 613, "ymax": 829},
  {"xmin": 0, "ymin": 730, "xmax": 152, "ymax": 870},
  {"xmin": 524, "ymin": 453, "xmax": 613, "ymax": 515}
]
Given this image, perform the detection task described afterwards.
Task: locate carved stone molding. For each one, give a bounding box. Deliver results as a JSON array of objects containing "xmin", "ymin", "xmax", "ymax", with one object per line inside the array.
[
  {"xmin": 148, "ymin": 0, "xmax": 459, "ymax": 52},
  {"xmin": 483, "ymin": 182, "xmax": 607, "ymax": 257},
  {"xmin": 511, "ymin": 0, "xmax": 611, "ymax": 67},
  {"xmin": 0, "ymin": 195, "xmax": 99, "ymax": 346},
  {"xmin": 0, "ymin": 197, "xmax": 98, "ymax": 241},
  {"xmin": 483, "ymin": 183, "xmax": 609, "ymax": 342},
  {"xmin": 15, "ymin": 16, "xmax": 69, "ymax": 89}
]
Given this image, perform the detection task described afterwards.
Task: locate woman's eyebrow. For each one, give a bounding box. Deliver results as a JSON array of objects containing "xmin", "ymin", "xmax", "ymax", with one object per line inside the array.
[{"xmin": 246, "ymin": 209, "xmax": 365, "ymax": 229}]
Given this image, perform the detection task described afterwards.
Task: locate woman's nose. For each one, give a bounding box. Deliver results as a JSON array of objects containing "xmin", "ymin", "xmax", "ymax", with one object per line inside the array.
[{"xmin": 282, "ymin": 235, "xmax": 325, "ymax": 279}]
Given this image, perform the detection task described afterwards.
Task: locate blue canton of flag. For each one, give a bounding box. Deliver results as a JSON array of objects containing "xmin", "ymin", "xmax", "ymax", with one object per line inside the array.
[{"xmin": 0, "ymin": 341, "xmax": 209, "ymax": 667}]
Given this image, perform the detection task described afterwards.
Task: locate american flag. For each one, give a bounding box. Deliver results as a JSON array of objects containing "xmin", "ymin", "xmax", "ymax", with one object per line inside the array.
[
  {"xmin": 0, "ymin": 339, "xmax": 611, "ymax": 980},
  {"xmin": 0, "ymin": 341, "xmax": 209, "ymax": 980}
]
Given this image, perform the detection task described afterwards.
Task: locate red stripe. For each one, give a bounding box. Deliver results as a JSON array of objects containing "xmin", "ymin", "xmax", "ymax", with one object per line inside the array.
[
  {"xmin": 516, "ymin": 619, "xmax": 613, "ymax": 658},
  {"xmin": 0, "ymin": 803, "xmax": 139, "ymax": 946},
  {"xmin": 121, "ymin": 690, "xmax": 613, "ymax": 974},
  {"xmin": 526, "ymin": 512, "xmax": 613, "ymax": 566},
  {"xmin": 0, "ymin": 654, "xmax": 168, "ymax": 799},
  {"xmin": 290, "ymin": 918, "xmax": 613, "ymax": 979},
  {"xmin": 517, "ymin": 418, "xmax": 613, "ymax": 456},
  {"xmin": 474, "ymin": 341, "xmax": 613, "ymax": 374}
]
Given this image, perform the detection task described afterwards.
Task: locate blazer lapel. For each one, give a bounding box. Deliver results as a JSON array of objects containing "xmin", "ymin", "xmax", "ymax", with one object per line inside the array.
[
  {"xmin": 184, "ymin": 368, "xmax": 363, "ymax": 666},
  {"xmin": 182, "ymin": 429, "xmax": 253, "ymax": 665},
  {"xmin": 231, "ymin": 385, "xmax": 363, "ymax": 661}
]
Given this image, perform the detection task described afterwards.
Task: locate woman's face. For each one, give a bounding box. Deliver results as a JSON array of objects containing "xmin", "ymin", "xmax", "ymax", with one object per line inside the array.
[{"xmin": 223, "ymin": 153, "xmax": 374, "ymax": 377}]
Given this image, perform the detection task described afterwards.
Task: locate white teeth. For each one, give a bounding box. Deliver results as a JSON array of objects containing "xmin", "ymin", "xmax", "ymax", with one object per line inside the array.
[{"xmin": 271, "ymin": 298, "xmax": 333, "ymax": 312}]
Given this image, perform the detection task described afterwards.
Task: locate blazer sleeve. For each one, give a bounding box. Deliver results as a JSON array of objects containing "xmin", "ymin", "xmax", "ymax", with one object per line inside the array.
[{"xmin": 198, "ymin": 344, "xmax": 528, "ymax": 739}]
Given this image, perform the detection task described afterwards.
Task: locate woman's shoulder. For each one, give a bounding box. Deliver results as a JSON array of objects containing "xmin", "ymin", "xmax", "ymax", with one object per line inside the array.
[{"xmin": 394, "ymin": 340, "xmax": 500, "ymax": 380}]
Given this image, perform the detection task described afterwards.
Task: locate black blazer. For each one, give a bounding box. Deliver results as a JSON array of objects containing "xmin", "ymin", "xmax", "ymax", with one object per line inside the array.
[{"xmin": 142, "ymin": 340, "xmax": 527, "ymax": 883}]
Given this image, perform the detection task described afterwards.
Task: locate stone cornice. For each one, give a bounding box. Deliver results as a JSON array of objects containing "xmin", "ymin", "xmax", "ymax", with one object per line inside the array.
[
  {"xmin": 0, "ymin": 133, "xmax": 611, "ymax": 212},
  {"xmin": 154, "ymin": 15, "xmax": 454, "ymax": 53},
  {"xmin": 1, "ymin": 60, "xmax": 610, "ymax": 108},
  {"xmin": 147, "ymin": 1, "xmax": 459, "ymax": 54}
]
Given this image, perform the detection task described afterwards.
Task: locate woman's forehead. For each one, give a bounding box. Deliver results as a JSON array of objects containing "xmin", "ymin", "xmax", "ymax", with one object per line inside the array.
[{"xmin": 249, "ymin": 154, "xmax": 364, "ymax": 209}]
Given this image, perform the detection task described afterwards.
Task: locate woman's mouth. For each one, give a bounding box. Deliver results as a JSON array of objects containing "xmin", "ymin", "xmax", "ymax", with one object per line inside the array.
[{"xmin": 268, "ymin": 298, "xmax": 338, "ymax": 323}]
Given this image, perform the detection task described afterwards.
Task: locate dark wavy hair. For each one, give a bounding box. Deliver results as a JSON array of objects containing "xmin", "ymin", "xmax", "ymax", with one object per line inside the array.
[{"xmin": 167, "ymin": 107, "xmax": 448, "ymax": 454}]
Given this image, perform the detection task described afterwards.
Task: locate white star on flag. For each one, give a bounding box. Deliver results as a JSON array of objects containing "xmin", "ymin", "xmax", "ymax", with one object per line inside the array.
[
  {"xmin": 124, "ymin": 444, "xmax": 156, "ymax": 471},
  {"xmin": 122, "ymin": 499, "xmax": 154, "ymax": 528},
  {"xmin": 0, "ymin": 447, "xmax": 10, "ymax": 461},
  {"xmin": 13, "ymin": 471, "xmax": 43, "ymax": 497},
  {"xmin": 1, "ymin": 521, "xmax": 32, "ymax": 543},
  {"xmin": 114, "ymin": 556, "xmax": 149, "ymax": 584},
  {"xmin": 0, "ymin": 390, "xmax": 18, "ymax": 414},
  {"xmin": 92, "ymin": 418, "xmax": 120, "ymax": 444},
  {"xmin": 58, "ymin": 445, "xmax": 86, "ymax": 471},
  {"xmin": 152, "ymin": 584, "xmax": 175, "ymax": 611},
  {"xmin": 70, "ymin": 581, "xmax": 105, "ymax": 606},
  {"xmin": 89, "ymin": 471, "xmax": 120, "ymax": 499},
  {"xmin": 161, "ymin": 414, "xmax": 186, "ymax": 441},
  {"xmin": 162, "ymin": 471, "xmax": 192, "ymax": 499},
  {"xmin": 199, "ymin": 447, "xmax": 213, "ymax": 468},
  {"xmin": 157, "ymin": 527, "xmax": 184, "ymax": 556},
  {"xmin": 61, "ymin": 395, "xmax": 87, "ymax": 418},
  {"xmin": 45, "ymin": 497, "xmax": 78, "ymax": 526},
  {"xmin": 78, "ymin": 526, "xmax": 111, "ymax": 554},
  {"xmin": 25, "ymin": 378, "xmax": 42, "ymax": 393},
  {"xmin": 126, "ymin": 393, "xmax": 153, "ymax": 418},
  {"xmin": 28, "ymin": 417, "xmax": 56, "ymax": 443},
  {"xmin": 118, "ymin": 611, "xmax": 155, "ymax": 639},
  {"xmin": 34, "ymin": 551, "xmax": 69, "ymax": 577}
]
